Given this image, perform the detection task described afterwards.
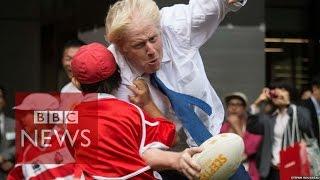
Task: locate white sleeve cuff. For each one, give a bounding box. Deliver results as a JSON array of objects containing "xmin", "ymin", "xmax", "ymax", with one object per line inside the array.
[
  {"xmin": 227, "ymin": 0, "xmax": 247, "ymax": 12},
  {"xmin": 140, "ymin": 142, "xmax": 170, "ymax": 155},
  {"xmin": 250, "ymin": 104, "xmax": 260, "ymax": 115}
]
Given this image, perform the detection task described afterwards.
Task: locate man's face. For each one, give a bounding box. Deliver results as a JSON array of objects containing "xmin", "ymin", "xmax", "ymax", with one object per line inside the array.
[
  {"xmin": 0, "ymin": 89, "xmax": 5, "ymax": 111},
  {"xmin": 120, "ymin": 22, "xmax": 163, "ymax": 74},
  {"xmin": 227, "ymin": 98, "xmax": 246, "ymax": 116},
  {"xmin": 312, "ymin": 85, "xmax": 320, "ymax": 100},
  {"xmin": 62, "ymin": 47, "xmax": 80, "ymax": 79},
  {"xmin": 270, "ymin": 88, "xmax": 290, "ymax": 107}
]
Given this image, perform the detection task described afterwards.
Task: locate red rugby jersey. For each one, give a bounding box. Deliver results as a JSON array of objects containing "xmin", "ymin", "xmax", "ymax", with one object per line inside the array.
[{"xmin": 69, "ymin": 94, "xmax": 176, "ymax": 180}]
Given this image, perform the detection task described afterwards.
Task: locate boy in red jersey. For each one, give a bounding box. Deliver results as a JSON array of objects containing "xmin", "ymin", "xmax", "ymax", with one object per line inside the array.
[{"xmin": 70, "ymin": 43, "xmax": 202, "ymax": 179}]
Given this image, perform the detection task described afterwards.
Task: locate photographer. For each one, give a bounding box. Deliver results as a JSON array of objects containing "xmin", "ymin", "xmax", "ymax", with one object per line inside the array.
[{"xmin": 246, "ymin": 80, "xmax": 313, "ymax": 180}]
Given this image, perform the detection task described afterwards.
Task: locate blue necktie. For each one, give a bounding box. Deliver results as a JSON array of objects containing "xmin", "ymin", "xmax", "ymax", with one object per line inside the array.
[
  {"xmin": 150, "ymin": 73, "xmax": 251, "ymax": 179},
  {"xmin": 150, "ymin": 73, "xmax": 213, "ymax": 145}
]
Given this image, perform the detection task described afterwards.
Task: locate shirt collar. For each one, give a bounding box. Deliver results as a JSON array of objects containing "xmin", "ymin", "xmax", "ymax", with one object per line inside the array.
[
  {"xmin": 82, "ymin": 93, "xmax": 116, "ymax": 102},
  {"xmin": 108, "ymin": 44, "xmax": 142, "ymax": 85},
  {"xmin": 311, "ymin": 96, "xmax": 320, "ymax": 113},
  {"xmin": 108, "ymin": 43, "xmax": 171, "ymax": 85},
  {"xmin": 272, "ymin": 107, "xmax": 290, "ymax": 116},
  {"xmin": 98, "ymin": 93, "xmax": 116, "ymax": 100},
  {"xmin": 0, "ymin": 113, "xmax": 4, "ymax": 125}
]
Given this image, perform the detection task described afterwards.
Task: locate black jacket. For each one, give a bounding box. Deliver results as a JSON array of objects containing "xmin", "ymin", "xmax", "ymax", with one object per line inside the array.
[
  {"xmin": 301, "ymin": 98, "xmax": 320, "ymax": 145},
  {"xmin": 246, "ymin": 105, "xmax": 313, "ymax": 178}
]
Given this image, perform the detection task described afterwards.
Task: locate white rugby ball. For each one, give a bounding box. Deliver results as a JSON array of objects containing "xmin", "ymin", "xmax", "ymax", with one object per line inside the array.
[{"xmin": 192, "ymin": 133, "xmax": 244, "ymax": 180}]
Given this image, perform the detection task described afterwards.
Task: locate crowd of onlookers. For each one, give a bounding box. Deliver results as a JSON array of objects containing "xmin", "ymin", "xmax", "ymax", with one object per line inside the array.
[
  {"xmin": 220, "ymin": 76, "xmax": 320, "ymax": 179},
  {"xmin": 1, "ymin": 39, "xmax": 319, "ymax": 179}
]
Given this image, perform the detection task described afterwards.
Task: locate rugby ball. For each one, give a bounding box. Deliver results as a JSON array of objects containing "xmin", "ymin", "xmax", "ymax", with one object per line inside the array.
[{"xmin": 192, "ymin": 133, "xmax": 244, "ymax": 180}]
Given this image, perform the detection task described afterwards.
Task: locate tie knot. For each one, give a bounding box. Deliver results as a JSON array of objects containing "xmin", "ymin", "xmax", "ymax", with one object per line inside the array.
[
  {"xmin": 149, "ymin": 73, "xmax": 158, "ymax": 88},
  {"xmin": 150, "ymin": 73, "xmax": 156, "ymax": 78}
]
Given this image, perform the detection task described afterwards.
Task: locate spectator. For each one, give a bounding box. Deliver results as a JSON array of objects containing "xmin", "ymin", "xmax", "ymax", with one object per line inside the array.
[
  {"xmin": 59, "ymin": 40, "xmax": 86, "ymax": 111},
  {"xmin": 301, "ymin": 76, "xmax": 320, "ymax": 145},
  {"xmin": 247, "ymin": 81, "xmax": 313, "ymax": 180},
  {"xmin": 220, "ymin": 92, "xmax": 262, "ymax": 180},
  {"xmin": 59, "ymin": 39, "xmax": 86, "ymax": 93},
  {"xmin": 300, "ymin": 86, "xmax": 312, "ymax": 101},
  {"xmin": 0, "ymin": 85, "xmax": 15, "ymax": 179}
]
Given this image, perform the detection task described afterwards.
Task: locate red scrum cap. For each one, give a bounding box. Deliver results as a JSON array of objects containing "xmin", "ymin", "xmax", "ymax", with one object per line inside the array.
[{"xmin": 71, "ymin": 42, "xmax": 117, "ymax": 84}]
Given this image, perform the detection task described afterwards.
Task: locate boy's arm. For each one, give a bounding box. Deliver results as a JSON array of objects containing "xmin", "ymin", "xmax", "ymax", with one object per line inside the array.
[
  {"xmin": 127, "ymin": 79, "xmax": 164, "ymax": 118},
  {"xmin": 141, "ymin": 147, "xmax": 202, "ymax": 180},
  {"xmin": 129, "ymin": 79, "xmax": 179, "ymax": 145}
]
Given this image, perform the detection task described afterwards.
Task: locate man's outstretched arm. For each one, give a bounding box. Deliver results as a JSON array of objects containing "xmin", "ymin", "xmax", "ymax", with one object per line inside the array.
[{"xmin": 160, "ymin": 0, "xmax": 247, "ymax": 48}]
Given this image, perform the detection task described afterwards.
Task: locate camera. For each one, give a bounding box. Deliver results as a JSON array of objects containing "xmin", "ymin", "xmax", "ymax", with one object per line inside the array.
[{"xmin": 269, "ymin": 90, "xmax": 278, "ymax": 99}]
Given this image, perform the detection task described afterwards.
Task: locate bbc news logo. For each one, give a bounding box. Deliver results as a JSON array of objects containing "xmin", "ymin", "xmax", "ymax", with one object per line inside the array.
[
  {"xmin": 15, "ymin": 92, "xmax": 97, "ymax": 164},
  {"xmin": 34, "ymin": 111, "xmax": 78, "ymax": 124},
  {"xmin": 20, "ymin": 110, "xmax": 91, "ymax": 148}
]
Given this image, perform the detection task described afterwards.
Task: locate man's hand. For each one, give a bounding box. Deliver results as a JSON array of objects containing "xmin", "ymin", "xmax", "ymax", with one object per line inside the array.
[
  {"xmin": 228, "ymin": 0, "xmax": 244, "ymax": 5},
  {"xmin": 227, "ymin": 0, "xmax": 246, "ymax": 12},
  {"xmin": 228, "ymin": 0, "xmax": 238, "ymax": 4},
  {"xmin": 174, "ymin": 147, "xmax": 202, "ymax": 179},
  {"xmin": 227, "ymin": 114, "xmax": 244, "ymax": 137},
  {"xmin": 253, "ymin": 88, "xmax": 270, "ymax": 106},
  {"xmin": 227, "ymin": 114, "xmax": 241, "ymax": 128},
  {"xmin": 127, "ymin": 78, "xmax": 152, "ymax": 108}
]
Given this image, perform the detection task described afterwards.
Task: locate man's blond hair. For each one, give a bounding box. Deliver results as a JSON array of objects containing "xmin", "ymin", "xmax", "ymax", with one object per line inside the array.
[{"xmin": 105, "ymin": 0, "xmax": 160, "ymax": 45}]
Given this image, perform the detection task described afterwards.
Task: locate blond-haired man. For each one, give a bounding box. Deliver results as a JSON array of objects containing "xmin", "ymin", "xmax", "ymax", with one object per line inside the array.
[{"xmin": 105, "ymin": 0, "xmax": 249, "ymax": 179}]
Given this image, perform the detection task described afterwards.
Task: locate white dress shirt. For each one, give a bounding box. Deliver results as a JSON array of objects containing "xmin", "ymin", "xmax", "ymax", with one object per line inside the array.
[
  {"xmin": 109, "ymin": 0, "xmax": 246, "ymax": 146},
  {"xmin": 60, "ymin": 82, "xmax": 83, "ymax": 111},
  {"xmin": 311, "ymin": 96, "xmax": 320, "ymax": 119},
  {"xmin": 271, "ymin": 108, "xmax": 290, "ymax": 166},
  {"xmin": 61, "ymin": 82, "xmax": 81, "ymax": 93},
  {"xmin": 0, "ymin": 113, "xmax": 4, "ymax": 137},
  {"xmin": 311, "ymin": 96, "xmax": 320, "ymax": 140}
]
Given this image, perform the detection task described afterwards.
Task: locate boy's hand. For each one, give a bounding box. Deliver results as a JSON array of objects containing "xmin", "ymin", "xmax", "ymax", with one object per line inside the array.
[
  {"xmin": 128, "ymin": 79, "xmax": 152, "ymax": 108},
  {"xmin": 175, "ymin": 147, "xmax": 202, "ymax": 179}
]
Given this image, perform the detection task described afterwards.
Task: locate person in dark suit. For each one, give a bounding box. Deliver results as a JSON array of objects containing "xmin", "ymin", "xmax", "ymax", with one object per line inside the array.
[
  {"xmin": 301, "ymin": 76, "xmax": 320, "ymax": 145},
  {"xmin": 247, "ymin": 80, "xmax": 313, "ymax": 180},
  {"xmin": 0, "ymin": 86, "xmax": 15, "ymax": 179}
]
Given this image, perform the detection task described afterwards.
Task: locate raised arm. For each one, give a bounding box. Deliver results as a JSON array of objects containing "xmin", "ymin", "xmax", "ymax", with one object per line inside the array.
[
  {"xmin": 160, "ymin": 0, "xmax": 246, "ymax": 48},
  {"xmin": 246, "ymin": 88, "xmax": 271, "ymax": 135}
]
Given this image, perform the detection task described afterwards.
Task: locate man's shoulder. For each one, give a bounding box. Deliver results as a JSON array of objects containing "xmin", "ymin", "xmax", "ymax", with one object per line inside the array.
[
  {"xmin": 297, "ymin": 105, "xmax": 309, "ymax": 112},
  {"xmin": 5, "ymin": 116, "xmax": 15, "ymax": 128},
  {"xmin": 5, "ymin": 116, "xmax": 14, "ymax": 121},
  {"xmin": 61, "ymin": 82, "xmax": 80, "ymax": 93},
  {"xmin": 300, "ymin": 98, "xmax": 314, "ymax": 108},
  {"xmin": 296, "ymin": 105, "xmax": 312, "ymax": 120}
]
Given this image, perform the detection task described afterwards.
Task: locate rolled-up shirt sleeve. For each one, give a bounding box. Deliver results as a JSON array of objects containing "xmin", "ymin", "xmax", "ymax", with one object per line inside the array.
[{"xmin": 160, "ymin": 0, "xmax": 246, "ymax": 48}]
